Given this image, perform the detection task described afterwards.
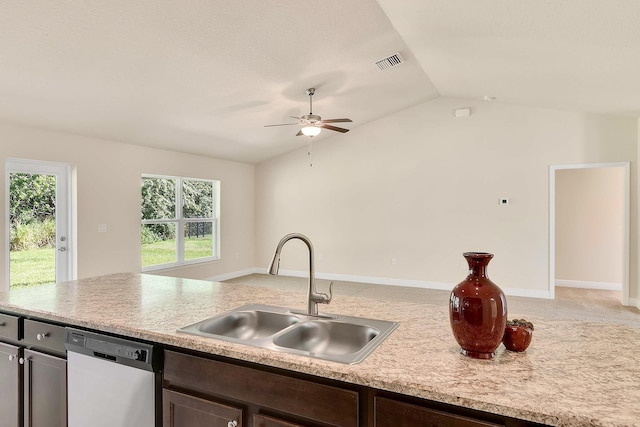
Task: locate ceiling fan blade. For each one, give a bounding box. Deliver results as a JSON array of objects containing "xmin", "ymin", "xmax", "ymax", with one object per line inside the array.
[
  {"xmin": 296, "ymin": 130, "xmax": 303, "ymax": 136},
  {"xmin": 264, "ymin": 123, "xmax": 300, "ymax": 127},
  {"xmin": 289, "ymin": 116, "xmax": 302, "ymax": 120},
  {"xmin": 321, "ymin": 118, "xmax": 352, "ymax": 124},
  {"xmin": 320, "ymin": 124, "xmax": 350, "ymax": 133}
]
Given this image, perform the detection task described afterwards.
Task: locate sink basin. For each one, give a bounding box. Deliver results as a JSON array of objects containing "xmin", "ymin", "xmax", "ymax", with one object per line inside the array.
[
  {"xmin": 183, "ymin": 310, "xmax": 299, "ymax": 340},
  {"xmin": 178, "ymin": 304, "xmax": 398, "ymax": 364},
  {"xmin": 273, "ymin": 320, "xmax": 379, "ymax": 356}
]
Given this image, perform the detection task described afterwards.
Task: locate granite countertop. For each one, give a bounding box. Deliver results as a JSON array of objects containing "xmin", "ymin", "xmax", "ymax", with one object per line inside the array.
[{"xmin": 1, "ymin": 273, "xmax": 639, "ymax": 427}]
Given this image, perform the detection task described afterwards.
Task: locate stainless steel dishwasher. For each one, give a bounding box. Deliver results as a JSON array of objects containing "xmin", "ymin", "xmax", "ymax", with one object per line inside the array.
[{"xmin": 64, "ymin": 327, "xmax": 160, "ymax": 427}]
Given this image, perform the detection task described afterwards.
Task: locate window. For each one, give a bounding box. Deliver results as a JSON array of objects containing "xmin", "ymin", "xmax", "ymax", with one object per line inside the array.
[{"xmin": 141, "ymin": 175, "xmax": 219, "ymax": 270}]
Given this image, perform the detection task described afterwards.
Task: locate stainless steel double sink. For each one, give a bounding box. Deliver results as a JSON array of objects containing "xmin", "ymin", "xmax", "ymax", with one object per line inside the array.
[{"xmin": 178, "ymin": 304, "xmax": 398, "ymax": 364}]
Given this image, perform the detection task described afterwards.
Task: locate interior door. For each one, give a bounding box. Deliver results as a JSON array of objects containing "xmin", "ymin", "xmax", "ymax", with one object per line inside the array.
[{"xmin": 5, "ymin": 159, "xmax": 72, "ymax": 290}]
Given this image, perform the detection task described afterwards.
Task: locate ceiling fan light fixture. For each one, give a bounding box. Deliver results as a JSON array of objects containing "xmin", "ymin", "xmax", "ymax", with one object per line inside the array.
[{"xmin": 301, "ymin": 125, "xmax": 321, "ymax": 137}]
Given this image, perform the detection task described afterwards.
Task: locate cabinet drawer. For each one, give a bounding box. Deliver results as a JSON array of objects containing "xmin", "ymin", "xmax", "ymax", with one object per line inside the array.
[
  {"xmin": 375, "ymin": 397, "xmax": 503, "ymax": 427},
  {"xmin": 164, "ymin": 350, "xmax": 359, "ymax": 427},
  {"xmin": 253, "ymin": 414, "xmax": 309, "ymax": 427},
  {"xmin": 163, "ymin": 388, "xmax": 242, "ymax": 427},
  {"xmin": 0, "ymin": 313, "xmax": 20, "ymax": 341},
  {"xmin": 22, "ymin": 319, "xmax": 66, "ymax": 356}
]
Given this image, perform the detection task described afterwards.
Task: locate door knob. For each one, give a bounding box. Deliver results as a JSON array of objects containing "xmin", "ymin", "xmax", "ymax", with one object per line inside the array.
[{"xmin": 58, "ymin": 247, "xmax": 66, "ymax": 252}]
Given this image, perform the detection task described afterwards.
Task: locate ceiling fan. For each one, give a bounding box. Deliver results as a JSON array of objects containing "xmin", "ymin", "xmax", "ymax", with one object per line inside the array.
[{"xmin": 264, "ymin": 88, "xmax": 352, "ymax": 137}]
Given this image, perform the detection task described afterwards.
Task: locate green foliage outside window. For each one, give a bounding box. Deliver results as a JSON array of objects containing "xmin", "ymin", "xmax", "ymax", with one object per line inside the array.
[
  {"xmin": 141, "ymin": 175, "xmax": 218, "ymax": 268},
  {"xmin": 9, "ymin": 173, "xmax": 56, "ymax": 251}
]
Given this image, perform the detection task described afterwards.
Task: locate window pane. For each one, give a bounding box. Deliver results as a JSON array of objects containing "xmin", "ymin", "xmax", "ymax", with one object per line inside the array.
[
  {"xmin": 141, "ymin": 223, "xmax": 176, "ymax": 267},
  {"xmin": 184, "ymin": 222, "xmax": 213, "ymax": 261},
  {"xmin": 9, "ymin": 173, "xmax": 57, "ymax": 287},
  {"xmin": 141, "ymin": 177, "xmax": 176, "ymax": 220},
  {"xmin": 182, "ymin": 180, "xmax": 213, "ymax": 218}
]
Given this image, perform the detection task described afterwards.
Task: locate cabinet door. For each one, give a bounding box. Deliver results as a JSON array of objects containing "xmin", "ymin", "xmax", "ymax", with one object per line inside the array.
[
  {"xmin": 164, "ymin": 350, "xmax": 358, "ymax": 427},
  {"xmin": 163, "ymin": 389, "xmax": 243, "ymax": 427},
  {"xmin": 23, "ymin": 349, "xmax": 67, "ymax": 427},
  {"xmin": 253, "ymin": 414, "xmax": 310, "ymax": 427},
  {"xmin": 375, "ymin": 397, "xmax": 503, "ymax": 427},
  {"xmin": 0, "ymin": 342, "xmax": 22, "ymax": 427}
]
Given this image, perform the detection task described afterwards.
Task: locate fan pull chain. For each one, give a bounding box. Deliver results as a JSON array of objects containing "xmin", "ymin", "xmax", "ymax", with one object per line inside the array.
[{"xmin": 307, "ymin": 137, "xmax": 313, "ymax": 167}]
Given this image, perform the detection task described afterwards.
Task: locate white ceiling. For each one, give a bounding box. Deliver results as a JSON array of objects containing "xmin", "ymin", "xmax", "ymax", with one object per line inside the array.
[{"xmin": 1, "ymin": 1, "xmax": 639, "ymax": 164}]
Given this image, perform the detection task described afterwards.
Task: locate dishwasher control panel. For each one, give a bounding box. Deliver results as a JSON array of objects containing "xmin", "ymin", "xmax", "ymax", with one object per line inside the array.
[{"xmin": 64, "ymin": 327, "xmax": 157, "ymax": 371}]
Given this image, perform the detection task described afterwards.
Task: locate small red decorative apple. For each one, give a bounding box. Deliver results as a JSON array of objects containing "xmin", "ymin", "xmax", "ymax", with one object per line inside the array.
[{"xmin": 503, "ymin": 319, "xmax": 534, "ymax": 352}]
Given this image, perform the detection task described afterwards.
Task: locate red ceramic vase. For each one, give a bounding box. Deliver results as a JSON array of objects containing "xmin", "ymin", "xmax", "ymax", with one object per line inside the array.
[{"xmin": 449, "ymin": 252, "xmax": 507, "ymax": 359}]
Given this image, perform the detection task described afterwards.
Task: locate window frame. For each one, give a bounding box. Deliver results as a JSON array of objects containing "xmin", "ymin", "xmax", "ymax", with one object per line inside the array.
[{"xmin": 141, "ymin": 174, "xmax": 220, "ymax": 271}]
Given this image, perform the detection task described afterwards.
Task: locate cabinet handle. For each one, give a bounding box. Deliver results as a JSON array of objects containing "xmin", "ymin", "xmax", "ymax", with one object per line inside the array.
[
  {"xmin": 18, "ymin": 357, "xmax": 25, "ymax": 365},
  {"xmin": 228, "ymin": 421, "xmax": 238, "ymax": 427},
  {"xmin": 36, "ymin": 333, "xmax": 49, "ymax": 340},
  {"xmin": 8, "ymin": 354, "xmax": 17, "ymax": 361}
]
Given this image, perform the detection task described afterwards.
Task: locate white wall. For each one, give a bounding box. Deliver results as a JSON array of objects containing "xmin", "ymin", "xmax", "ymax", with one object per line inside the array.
[
  {"xmin": 0, "ymin": 121, "xmax": 255, "ymax": 282},
  {"xmin": 555, "ymin": 167, "xmax": 625, "ymax": 287},
  {"xmin": 255, "ymin": 97, "xmax": 638, "ymax": 299}
]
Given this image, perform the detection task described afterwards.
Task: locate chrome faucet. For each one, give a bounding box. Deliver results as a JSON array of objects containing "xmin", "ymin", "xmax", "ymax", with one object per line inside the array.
[{"xmin": 268, "ymin": 233, "xmax": 333, "ymax": 316}]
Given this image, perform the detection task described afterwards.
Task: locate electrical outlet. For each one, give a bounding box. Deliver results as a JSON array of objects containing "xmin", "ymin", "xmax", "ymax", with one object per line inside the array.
[
  {"xmin": 98, "ymin": 224, "xmax": 107, "ymax": 233},
  {"xmin": 391, "ymin": 258, "xmax": 397, "ymax": 265}
]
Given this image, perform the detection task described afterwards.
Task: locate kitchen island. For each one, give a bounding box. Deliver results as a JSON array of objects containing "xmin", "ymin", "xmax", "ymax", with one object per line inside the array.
[{"xmin": 1, "ymin": 273, "xmax": 639, "ymax": 426}]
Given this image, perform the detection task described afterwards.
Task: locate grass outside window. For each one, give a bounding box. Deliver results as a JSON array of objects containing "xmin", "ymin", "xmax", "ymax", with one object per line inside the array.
[
  {"xmin": 142, "ymin": 235, "xmax": 213, "ymax": 268},
  {"xmin": 10, "ymin": 246, "xmax": 55, "ymax": 287}
]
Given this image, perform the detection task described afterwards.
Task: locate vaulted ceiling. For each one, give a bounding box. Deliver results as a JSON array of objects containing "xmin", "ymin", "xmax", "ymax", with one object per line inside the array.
[{"xmin": 1, "ymin": 1, "xmax": 639, "ymax": 164}]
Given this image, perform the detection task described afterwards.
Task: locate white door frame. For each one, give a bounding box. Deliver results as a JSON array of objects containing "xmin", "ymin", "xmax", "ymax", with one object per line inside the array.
[
  {"xmin": 549, "ymin": 162, "xmax": 630, "ymax": 305},
  {"xmin": 5, "ymin": 158, "xmax": 74, "ymax": 290}
]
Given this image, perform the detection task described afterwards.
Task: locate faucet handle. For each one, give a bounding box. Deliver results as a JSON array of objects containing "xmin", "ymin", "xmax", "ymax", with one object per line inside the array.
[
  {"xmin": 312, "ymin": 281, "xmax": 334, "ymax": 306},
  {"xmin": 319, "ymin": 282, "xmax": 333, "ymax": 304},
  {"xmin": 324, "ymin": 281, "xmax": 334, "ymax": 304}
]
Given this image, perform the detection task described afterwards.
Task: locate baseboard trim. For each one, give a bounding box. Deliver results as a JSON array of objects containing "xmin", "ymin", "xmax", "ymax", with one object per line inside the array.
[
  {"xmin": 627, "ymin": 297, "xmax": 640, "ymax": 309},
  {"xmin": 556, "ymin": 279, "xmax": 622, "ymax": 291},
  {"xmin": 207, "ymin": 268, "xmax": 261, "ymax": 282},
  {"xmin": 248, "ymin": 268, "xmax": 551, "ymax": 299}
]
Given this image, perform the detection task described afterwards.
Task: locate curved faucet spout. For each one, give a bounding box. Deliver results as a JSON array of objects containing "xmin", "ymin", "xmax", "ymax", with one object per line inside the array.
[{"xmin": 267, "ymin": 233, "xmax": 332, "ymax": 316}]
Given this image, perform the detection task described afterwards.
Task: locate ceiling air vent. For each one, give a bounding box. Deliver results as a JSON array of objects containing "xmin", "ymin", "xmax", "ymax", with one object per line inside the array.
[{"xmin": 375, "ymin": 53, "xmax": 404, "ymax": 71}]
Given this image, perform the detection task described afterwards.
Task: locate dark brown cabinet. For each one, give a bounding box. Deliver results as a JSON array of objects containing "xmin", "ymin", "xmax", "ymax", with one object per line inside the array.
[
  {"xmin": 0, "ymin": 313, "xmax": 67, "ymax": 427},
  {"xmin": 21, "ymin": 318, "xmax": 67, "ymax": 427},
  {"xmin": 0, "ymin": 313, "xmax": 22, "ymax": 427},
  {"xmin": 22, "ymin": 349, "xmax": 67, "ymax": 427},
  {"xmin": 0, "ymin": 342, "xmax": 22, "ymax": 427},
  {"xmin": 0, "ymin": 313, "xmax": 20, "ymax": 342},
  {"xmin": 375, "ymin": 396, "xmax": 503, "ymax": 427},
  {"xmin": 22, "ymin": 319, "xmax": 67, "ymax": 356},
  {"xmin": 163, "ymin": 349, "xmax": 546, "ymax": 427},
  {"xmin": 164, "ymin": 388, "xmax": 243, "ymax": 427},
  {"xmin": 253, "ymin": 414, "xmax": 309, "ymax": 427},
  {"xmin": 163, "ymin": 350, "xmax": 359, "ymax": 427}
]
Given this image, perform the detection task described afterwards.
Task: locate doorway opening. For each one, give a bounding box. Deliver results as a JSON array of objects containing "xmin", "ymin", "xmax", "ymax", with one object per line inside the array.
[
  {"xmin": 5, "ymin": 159, "xmax": 73, "ymax": 291},
  {"xmin": 549, "ymin": 162, "xmax": 629, "ymax": 306}
]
